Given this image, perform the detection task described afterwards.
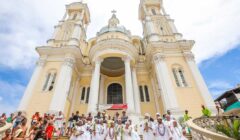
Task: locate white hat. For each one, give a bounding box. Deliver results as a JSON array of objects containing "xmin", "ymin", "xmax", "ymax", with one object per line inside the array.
[
  {"xmin": 157, "ymin": 117, "xmax": 162, "ymax": 120},
  {"xmin": 144, "ymin": 113, "xmax": 150, "ymax": 117},
  {"xmin": 156, "ymin": 113, "xmax": 160, "ymax": 116}
]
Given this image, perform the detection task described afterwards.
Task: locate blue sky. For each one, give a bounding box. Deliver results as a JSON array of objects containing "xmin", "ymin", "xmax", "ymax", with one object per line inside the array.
[{"xmin": 0, "ymin": 0, "xmax": 240, "ymax": 114}]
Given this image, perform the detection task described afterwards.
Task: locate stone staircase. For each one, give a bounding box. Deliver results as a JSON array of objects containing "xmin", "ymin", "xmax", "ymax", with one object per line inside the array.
[
  {"xmin": 52, "ymin": 136, "xmax": 69, "ymax": 140},
  {"xmin": 53, "ymin": 134, "xmax": 192, "ymax": 140}
]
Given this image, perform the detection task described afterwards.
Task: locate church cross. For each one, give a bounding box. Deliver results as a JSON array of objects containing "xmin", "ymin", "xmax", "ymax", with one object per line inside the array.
[{"xmin": 111, "ymin": 10, "xmax": 117, "ymax": 14}]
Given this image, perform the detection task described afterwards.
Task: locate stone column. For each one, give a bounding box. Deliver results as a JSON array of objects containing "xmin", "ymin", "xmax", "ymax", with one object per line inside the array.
[
  {"xmin": 99, "ymin": 75, "xmax": 105, "ymax": 104},
  {"xmin": 132, "ymin": 67, "xmax": 141, "ymax": 114},
  {"xmin": 18, "ymin": 58, "xmax": 46, "ymax": 111},
  {"xmin": 184, "ymin": 53, "xmax": 215, "ymax": 109},
  {"xmin": 153, "ymin": 54, "xmax": 179, "ymax": 113},
  {"xmin": 87, "ymin": 58, "xmax": 102, "ymax": 113},
  {"xmin": 123, "ymin": 57, "xmax": 135, "ymax": 114},
  {"xmin": 49, "ymin": 56, "xmax": 75, "ymax": 113},
  {"xmin": 69, "ymin": 78, "xmax": 80, "ymax": 114}
]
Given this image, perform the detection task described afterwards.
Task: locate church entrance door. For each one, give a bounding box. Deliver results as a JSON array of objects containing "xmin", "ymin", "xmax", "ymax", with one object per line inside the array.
[{"xmin": 107, "ymin": 83, "xmax": 123, "ymax": 104}]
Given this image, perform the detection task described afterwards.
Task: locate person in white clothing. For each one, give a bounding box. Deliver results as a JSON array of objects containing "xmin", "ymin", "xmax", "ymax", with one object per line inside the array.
[
  {"xmin": 123, "ymin": 121, "xmax": 132, "ymax": 140},
  {"xmin": 131, "ymin": 124, "xmax": 141, "ymax": 140},
  {"xmin": 84, "ymin": 120, "xmax": 91, "ymax": 140},
  {"xmin": 70, "ymin": 120, "xmax": 86, "ymax": 140},
  {"xmin": 142, "ymin": 121, "xmax": 154, "ymax": 140},
  {"xmin": 167, "ymin": 110, "xmax": 175, "ymax": 121},
  {"xmin": 54, "ymin": 111, "xmax": 65, "ymax": 130},
  {"xmin": 170, "ymin": 121, "xmax": 187, "ymax": 140},
  {"xmin": 164, "ymin": 115, "xmax": 174, "ymax": 129},
  {"xmin": 154, "ymin": 117, "xmax": 172, "ymax": 140},
  {"xmin": 115, "ymin": 119, "xmax": 123, "ymax": 140},
  {"xmin": 92, "ymin": 119, "xmax": 105, "ymax": 140},
  {"xmin": 105, "ymin": 121, "xmax": 116, "ymax": 140}
]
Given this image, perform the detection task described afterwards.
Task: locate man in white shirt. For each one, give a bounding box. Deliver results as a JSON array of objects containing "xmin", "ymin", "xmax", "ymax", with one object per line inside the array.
[{"xmin": 154, "ymin": 117, "xmax": 172, "ymax": 140}]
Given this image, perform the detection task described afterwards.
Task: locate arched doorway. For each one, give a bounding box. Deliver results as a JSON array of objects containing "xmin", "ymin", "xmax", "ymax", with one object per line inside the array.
[{"xmin": 107, "ymin": 83, "xmax": 123, "ymax": 104}]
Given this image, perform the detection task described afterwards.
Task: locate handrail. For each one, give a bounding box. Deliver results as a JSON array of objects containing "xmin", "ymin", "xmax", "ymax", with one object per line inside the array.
[{"xmin": 187, "ymin": 117, "xmax": 236, "ymax": 140}]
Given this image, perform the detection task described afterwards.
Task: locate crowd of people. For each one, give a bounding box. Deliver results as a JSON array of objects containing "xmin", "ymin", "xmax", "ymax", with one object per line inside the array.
[{"xmin": 0, "ymin": 105, "xmax": 215, "ymax": 140}]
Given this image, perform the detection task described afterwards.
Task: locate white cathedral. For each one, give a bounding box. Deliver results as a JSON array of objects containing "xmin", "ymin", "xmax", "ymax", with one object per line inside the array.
[{"xmin": 18, "ymin": 0, "xmax": 215, "ymax": 120}]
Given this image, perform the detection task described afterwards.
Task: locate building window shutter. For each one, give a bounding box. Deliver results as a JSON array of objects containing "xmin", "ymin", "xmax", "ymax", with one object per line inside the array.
[
  {"xmin": 139, "ymin": 86, "xmax": 144, "ymax": 102},
  {"xmin": 85, "ymin": 87, "xmax": 90, "ymax": 104},
  {"xmin": 81, "ymin": 87, "xmax": 86, "ymax": 101},
  {"xmin": 48, "ymin": 73, "xmax": 57, "ymax": 91},
  {"xmin": 144, "ymin": 85, "xmax": 150, "ymax": 102},
  {"xmin": 43, "ymin": 73, "xmax": 51, "ymax": 91},
  {"xmin": 173, "ymin": 69, "xmax": 180, "ymax": 87},
  {"xmin": 179, "ymin": 70, "xmax": 187, "ymax": 87}
]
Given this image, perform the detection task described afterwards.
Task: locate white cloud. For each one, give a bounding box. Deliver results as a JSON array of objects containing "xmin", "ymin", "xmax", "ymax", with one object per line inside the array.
[
  {"xmin": 0, "ymin": 79, "xmax": 25, "ymax": 114},
  {"xmin": 0, "ymin": 0, "xmax": 240, "ymax": 69},
  {"xmin": 208, "ymin": 80, "xmax": 233, "ymax": 90},
  {"xmin": 0, "ymin": 102, "xmax": 17, "ymax": 115},
  {"xmin": 208, "ymin": 80, "xmax": 234, "ymax": 99},
  {"xmin": 0, "ymin": 80, "xmax": 25, "ymax": 98}
]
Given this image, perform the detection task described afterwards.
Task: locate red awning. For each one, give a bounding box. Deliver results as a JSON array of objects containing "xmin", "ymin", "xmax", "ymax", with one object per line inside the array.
[{"xmin": 107, "ymin": 104, "xmax": 128, "ymax": 110}]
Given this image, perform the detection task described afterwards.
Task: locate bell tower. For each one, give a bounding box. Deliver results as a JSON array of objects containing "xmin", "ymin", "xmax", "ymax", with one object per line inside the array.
[
  {"xmin": 47, "ymin": 2, "xmax": 90, "ymax": 47},
  {"xmin": 139, "ymin": 0, "xmax": 182, "ymax": 42}
]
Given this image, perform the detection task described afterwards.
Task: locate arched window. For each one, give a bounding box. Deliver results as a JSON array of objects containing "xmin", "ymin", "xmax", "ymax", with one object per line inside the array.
[
  {"xmin": 80, "ymin": 86, "xmax": 90, "ymax": 104},
  {"xmin": 86, "ymin": 87, "xmax": 90, "ymax": 104},
  {"xmin": 107, "ymin": 83, "xmax": 123, "ymax": 104},
  {"xmin": 139, "ymin": 86, "xmax": 144, "ymax": 102},
  {"xmin": 80, "ymin": 87, "xmax": 86, "ymax": 100},
  {"xmin": 179, "ymin": 69, "xmax": 187, "ymax": 87},
  {"xmin": 139, "ymin": 85, "xmax": 150, "ymax": 102},
  {"xmin": 172, "ymin": 65, "xmax": 188, "ymax": 87},
  {"xmin": 42, "ymin": 70, "xmax": 57, "ymax": 92},
  {"xmin": 144, "ymin": 85, "xmax": 150, "ymax": 102},
  {"xmin": 172, "ymin": 68, "xmax": 180, "ymax": 87}
]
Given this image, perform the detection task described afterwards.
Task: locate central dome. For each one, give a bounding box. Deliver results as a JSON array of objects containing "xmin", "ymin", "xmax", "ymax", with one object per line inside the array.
[{"xmin": 97, "ymin": 12, "xmax": 131, "ymax": 36}]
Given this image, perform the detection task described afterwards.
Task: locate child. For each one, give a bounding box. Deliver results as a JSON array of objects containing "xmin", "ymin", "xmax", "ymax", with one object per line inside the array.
[
  {"xmin": 54, "ymin": 128, "xmax": 61, "ymax": 139},
  {"xmin": 45, "ymin": 121, "xmax": 55, "ymax": 140},
  {"xmin": 61, "ymin": 122, "xmax": 66, "ymax": 136}
]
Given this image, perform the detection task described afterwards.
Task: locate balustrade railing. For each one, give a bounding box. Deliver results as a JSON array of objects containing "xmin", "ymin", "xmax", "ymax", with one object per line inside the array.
[{"xmin": 187, "ymin": 116, "xmax": 239, "ymax": 140}]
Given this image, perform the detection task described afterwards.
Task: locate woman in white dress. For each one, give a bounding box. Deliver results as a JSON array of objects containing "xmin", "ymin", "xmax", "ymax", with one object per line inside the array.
[
  {"xmin": 115, "ymin": 119, "xmax": 123, "ymax": 140},
  {"xmin": 84, "ymin": 120, "xmax": 91, "ymax": 140},
  {"xmin": 131, "ymin": 124, "xmax": 140, "ymax": 140},
  {"xmin": 123, "ymin": 121, "xmax": 132, "ymax": 140},
  {"xmin": 170, "ymin": 121, "xmax": 187, "ymax": 140},
  {"xmin": 92, "ymin": 119, "xmax": 105, "ymax": 140},
  {"xmin": 70, "ymin": 120, "xmax": 86, "ymax": 140},
  {"xmin": 142, "ymin": 121, "xmax": 155, "ymax": 140},
  {"xmin": 105, "ymin": 121, "xmax": 116, "ymax": 140}
]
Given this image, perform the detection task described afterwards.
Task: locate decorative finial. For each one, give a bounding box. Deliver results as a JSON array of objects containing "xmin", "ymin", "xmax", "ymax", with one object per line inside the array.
[{"xmin": 108, "ymin": 10, "xmax": 119, "ymax": 28}]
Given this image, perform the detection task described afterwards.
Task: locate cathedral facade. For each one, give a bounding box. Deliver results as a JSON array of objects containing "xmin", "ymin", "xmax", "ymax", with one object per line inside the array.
[{"xmin": 18, "ymin": 0, "xmax": 215, "ymax": 119}]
